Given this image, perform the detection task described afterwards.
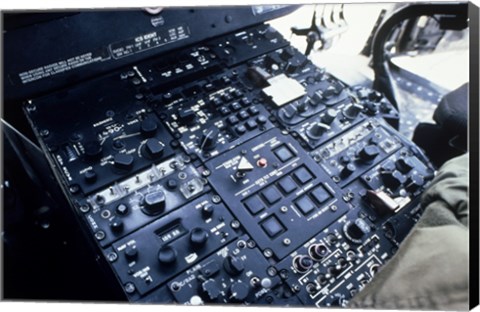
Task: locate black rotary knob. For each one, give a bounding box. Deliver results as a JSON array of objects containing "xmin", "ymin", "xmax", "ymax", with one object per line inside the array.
[
  {"xmin": 342, "ymin": 103, "xmax": 363, "ymax": 120},
  {"xmin": 396, "ymin": 157, "xmax": 415, "ymax": 174},
  {"xmin": 322, "ymin": 109, "xmax": 338, "ymax": 125},
  {"xmin": 84, "ymin": 141, "xmax": 103, "ymax": 161},
  {"xmin": 140, "ymin": 118, "xmax": 158, "ymax": 138},
  {"xmin": 84, "ymin": 169, "xmax": 97, "ymax": 183},
  {"xmin": 189, "ymin": 227, "xmax": 209, "ymax": 248},
  {"xmin": 201, "ymin": 279, "xmax": 221, "ymax": 302},
  {"xmin": 406, "ymin": 174, "xmax": 425, "ymax": 193},
  {"xmin": 224, "ymin": 255, "xmax": 245, "ymax": 276},
  {"xmin": 201, "ymin": 204, "xmax": 214, "ymax": 219},
  {"xmin": 344, "ymin": 219, "xmax": 371, "ymax": 244},
  {"xmin": 113, "ymin": 153, "xmax": 134, "ymax": 171},
  {"xmin": 382, "ymin": 170, "xmax": 407, "ymax": 190},
  {"xmin": 142, "ymin": 190, "xmax": 166, "ymax": 216},
  {"xmin": 293, "ymin": 255, "xmax": 313, "ymax": 273},
  {"xmin": 144, "ymin": 138, "xmax": 164, "ymax": 159},
  {"xmin": 125, "ymin": 245, "xmax": 138, "ymax": 261},
  {"xmin": 199, "ymin": 127, "xmax": 219, "ymax": 151},
  {"xmin": 229, "ymin": 282, "xmax": 250, "ymax": 302},
  {"xmin": 307, "ymin": 122, "xmax": 330, "ymax": 140},
  {"xmin": 109, "ymin": 216, "xmax": 124, "ymax": 233},
  {"xmin": 359, "ymin": 145, "xmax": 380, "ymax": 162},
  {"xmin": 341, "ymin": 163, "xmax": 356, "ymax": 178},
  {"xmin": 158, "ymin": 246, "xmax": 177, "ymax": 265}
]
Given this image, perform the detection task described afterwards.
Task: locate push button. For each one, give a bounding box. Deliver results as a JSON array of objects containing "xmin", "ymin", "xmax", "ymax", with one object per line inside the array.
[
  {"xmin": 274, "ymin": 145, "xmax": 294, "ymax": 162},
  {"xmin": 295, "ymin": 196, "xmax": 316, "ymax": 215},
  {"xmin": 277, "ymin": 176, "xmax": 297, "ymax": 194},
  {"xmin": 293, "ymin": 167, "xmax": 313, "ymax": 185},
  {"xmin": 261, "ymin": 186, "xmax": 282, "ymax": 205},
  {"xmin": 311, "ymin": 186, "xmax": 331, "ymax": 204},
  {"xmin": 261, "ymin": 215, "xmax": 285, "ymax": 238},
  {"xmin": 244, "ymin": 196, "xmax": 266, "ymax": 215}
]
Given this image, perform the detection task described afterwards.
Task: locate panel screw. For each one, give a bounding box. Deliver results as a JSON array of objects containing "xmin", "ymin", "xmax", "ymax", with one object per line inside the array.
[
  {"xmin": 330, "ymin": 205, "xmax": 338, "ymax": 212},
  {"xmin": 231, "ymin": 220, "xmax": 240, "ymax": 229},
  {"xmin": 107, "ymin": 252, "xmax": 118, "ymax": 262},
  {"xmin": 267, "ymin": 267, "xmax": 277, "ymax": 277},
  {"xmin": 263, "ymin": 249, "xmax": 273, "ymax": 258},
  {"xmin": 95, "ymin": 231, "xmax": 106, "ymax": 241},
  {"xmin": 202, "ymin": 170, "xmax": 211, "ymax": 177},
  {"xmin": 125, "ymin": 283, "xmax": 136, "ymax": 294},
  {"xmin": 69, "ymin": 185, "xmax": 80, "ymax": 194},
  {"xmin": 40, "ymin": 129, "xmax": 50, "ymax": 138},
  {"xmin": 283, "ymin": 238, "xmax": 291, "ymax": 246},
  {"xmin": 212, "ymin": 195, "xmax": 221, "ymax": 204},
  {"xmin": 79, "ymin": 204, "xmax": 90, "ymax": 213}
]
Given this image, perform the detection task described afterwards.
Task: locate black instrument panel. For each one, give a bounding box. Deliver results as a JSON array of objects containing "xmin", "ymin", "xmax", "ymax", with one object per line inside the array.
[{"xmin": 22, "ymin": 20, "xmax": 435, "ymax": 307}]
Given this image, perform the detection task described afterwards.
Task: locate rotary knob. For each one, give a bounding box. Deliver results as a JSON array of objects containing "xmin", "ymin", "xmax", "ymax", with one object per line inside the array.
[
  {"xmin": 321, "ymin": 109, "xmax": 338, "ymax": 125},
  {"xmin": 144, "ymin": 138, "xmax": 164, "ymax": 159},
  {"xmin": 396, "ymin": 157, "xmax": 415, "ymax": 174},
  {"xmin": 109, "ymin": 216, "xmax": 124, "ymax": 233},
  {"xmin": 382, "ymin": 170, "xmax": 407, "ymax": 190},
  {"xmin": 84, "ymin": 169, "xmax": 97, "ymax": 183},
  {"xmin": 199, "ymin": 127, "xmax": 219, "ymax": 151},
  {"xmin": 113, "ymin": 153, "xmax": 134, "ymax": 171},
  {"xmin": 229, "ymin": 282, "xmax": 250, "ymax": 302},
  {"xmin": 223, "ymin": 255, "xmax": 245, "ymax": 276},
  {"xmin": 340, "ymin": 163, "xmax": 356, "ymax": 178},
  {"xmin": 189, "ymin": 227, "xmax": 209, "ymax": 249},
  {"xmin": 358, "ymin": 145, "xmax": 380, "ymax": 162},
  {"xmin": 306, "ymin": 122, "xmax": 330, "ymax": 140},
  {"xmin": 125, "ymin": 245, "xmax": 138, "ymax": 261},
  {"xmin": 142, "ymin": 190, "xmax": 166, "ymax": 216},
  {"xmin": 84, "ymin": 141, "xmax": 103, "ymax": 161},
  {"xmin": 140, "ymin": 118, "xmax": 158, "ymax": 138},
  {"xmin": 344, "ymin": 219, "xmax": 371, "ymax": 244},
  {"xmin": 201, "ymin": 279, "xmax": 221, "ymax": 302},
  {"xmin": 342, "ymin": 103, "xmax": 363, "ymax": 120},
  {"xmin": 158, "ymin": 246, "xmax": 177, "ymax": 265},
  {"xmin": 201, "ymin": 204, "xmax": 215, "ymax": 219}
]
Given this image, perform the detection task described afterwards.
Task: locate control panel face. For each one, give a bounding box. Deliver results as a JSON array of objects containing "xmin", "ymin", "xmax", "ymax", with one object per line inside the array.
[{"xmin": 24, "ymin": 23, "xmax": 435, "ymax": 306}]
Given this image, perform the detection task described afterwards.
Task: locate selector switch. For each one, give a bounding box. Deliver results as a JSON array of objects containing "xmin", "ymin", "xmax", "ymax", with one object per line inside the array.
[
  {"xmin": 201, "ymin": 279, "xmax": 221, "ymax": 302},
  {"xmin": 306, "ymin": 122, "xmax": 330, "ymax": 140},
  {"xmin": 84, "ymin": 169, "xmax": 97, "ymax": 183},
  {"xmin": 84, "ymin": 141, "xmax": 103, "ymax": 161},
  {"xmin": 189, "ymin": 227, "xmax": 209, "ymax": 248},
  {"xmin": 229, "ymin": 282, "xmax": 250, "ymax": 302},
  {"xmin": 342, "ymin": 103, "xmax": 363, "ymax": 120},
  {"xmin": 140, "ymin": 118, "xmax": 158, "ymax": 137},
  {"xmin": 124, "ymin": 245, "xmax": 138, "ymax": 261},
  {"xmin": 109, "ymin": 216, "xmax": 124, "ymax": 233},
  {"xmin": 396, "ymin": 157, "xmax": 415, "ymax": 174},
  {"xmin": 358, "ymin": 145, "xmax": 380, "ymax": 162},
  {"xmin": 201, "ymin": 204, "xmax": 215, "ymax": 219},
  {"xmin": 321, "ymin": 109, "xmax": 338, "ymax": 124},
  {"xmin": 224, "ymin": 255, "xmax": 245, "ymax": 276},
  {"xmin": 145, "ymin": 138, "xmax": 164, "ymax": 159},
  {"xmin": 142, "ymin": 190, "xmax": 166, "ymax": 216},
  {"xmin": 113, "ymin": 153, "xmax": 134, "ymax": 171},
  {"xmin": 341, "ymin": 163, "xmax": 356, "ymax": 178},
  {"xmin": 158, "ymin": 246, "xmax": 177, "ymax": 265},
  {"xmin": 279, "ymin": 104, "xmax": 297, "ymax": 120},
  {"xmin": 344, "ymin": 219, "xmax": 371, "ymax": 244},
  {"xmin": 382, "ymin": 170, "xmax": 407, "ymax": 190},
  {"xmin": 199, "ymin": 127, "xmax": 219, "ymax": 151}
]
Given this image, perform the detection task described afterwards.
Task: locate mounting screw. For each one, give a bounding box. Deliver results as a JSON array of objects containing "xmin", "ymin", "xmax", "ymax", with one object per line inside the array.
[
  {"xmin": 283, "ymin": 238, "xmax": 291, "ymax": 246},
  {"xmin": 212, "ymin": 195, "xmax": 221, "ymax": 204},
  {"xmin": 124, "ymin": 283, "xmax": 136, "ymax": 294},
  {"xmin": 231, "ymin": 220, "xmax": 241, "ymax": 229},
  {"xmin": 263, "ymin": 249, "xmax": 273, "ymax": 258},
  {"xmin": 267, "ymin": 267, "xmax": 277, "ymax": 277},
  {"xmin": 107, "ymin": 252, "xmax": 118, "ymax": 262},
  {"xmin": 330, "ymin": 205, "xmax": 338, "ymax": 212},
  {"xmin": 39, "ymin": 129, "xmax": 50, "ymax": 138},
  {"xmin": 79, "ymin": 204, "xmax": 90, "ymax": 213},
  {"xmin": 202, "ymin": 169, "xmax": 211, "ymax": 177},
  {"xmin": 69, "ymin": 184, "xmax": 80, "ymax": 194},
  {"xmin": 95, "ymin": 231, "xmax": 106, "ymax": 241}
]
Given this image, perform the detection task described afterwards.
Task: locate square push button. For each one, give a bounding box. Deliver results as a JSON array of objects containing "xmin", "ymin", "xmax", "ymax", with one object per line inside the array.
[
  {"xmin": 293, "ymin": 167, "xmax": 314, "ymax": 185},
  {"xmin": 311, "ymin": 185, "xmax": 331, "ymax": 204},
  {"xmin": 244, "ymin": 196, "xmax": 266, "ymax": 215},
  {"xmin": 295, "ymin": 196, "xmax": 316, "ymax": 215},
  {"xmin": 261, "ymin": 215, "xmax": 285, "ymax": 238},
  {"xmin": 262, "ymin": 186, "xmax": 282, "ymax": 205},
  {"xmin": 274, "ymin": 145, "xmax": 294, "ymax": 162},
  {"xmin": 277, "ymin": 176, "xmax": 297, "ymax": 194}
]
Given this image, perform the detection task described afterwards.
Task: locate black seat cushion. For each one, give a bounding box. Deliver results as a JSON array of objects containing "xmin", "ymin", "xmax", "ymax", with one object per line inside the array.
[{"xmin": 433, "ymin": 83, "xmax": 468, "ymax": 136}]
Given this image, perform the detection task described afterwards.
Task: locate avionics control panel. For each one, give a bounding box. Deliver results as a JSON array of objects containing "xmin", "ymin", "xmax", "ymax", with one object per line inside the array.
[{"xmin": 24, "ymin": 21, "xmax": 435, "ymax": 307}]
